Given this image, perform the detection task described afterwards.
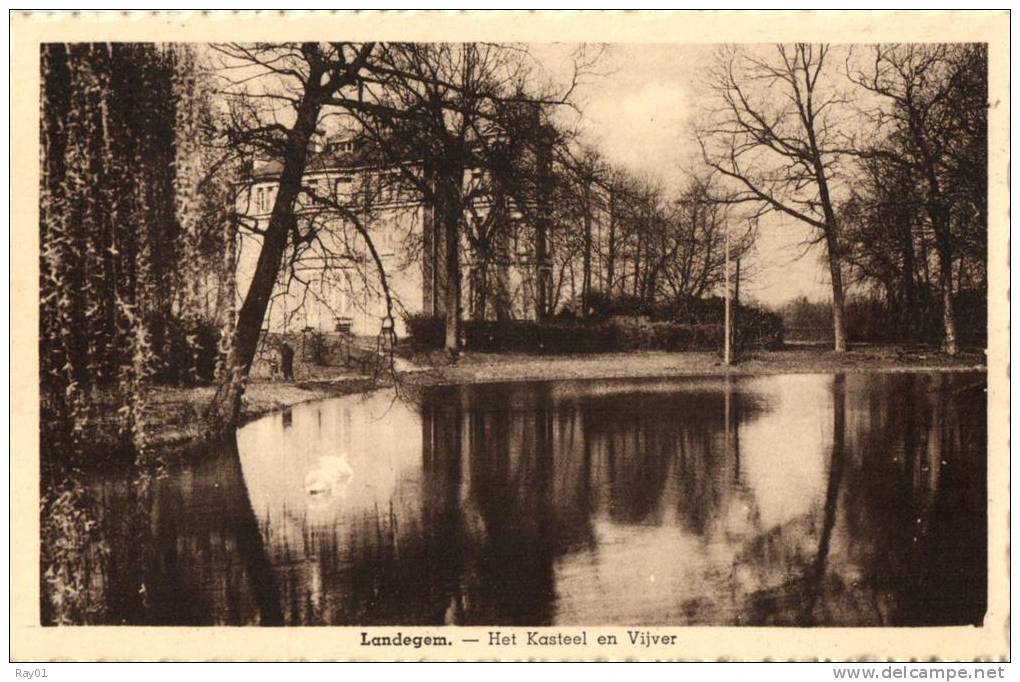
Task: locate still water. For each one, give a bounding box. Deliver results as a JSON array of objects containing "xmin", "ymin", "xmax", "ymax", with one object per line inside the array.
[{"xmin": 75, "ymin": 372, "xmax": 986, "ymax": 626}]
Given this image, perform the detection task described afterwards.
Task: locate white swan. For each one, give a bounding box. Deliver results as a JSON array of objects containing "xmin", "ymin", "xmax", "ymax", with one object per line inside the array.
[{"xmin": 304, "ymin": 455, "xmax": 354, "ymax": 495}]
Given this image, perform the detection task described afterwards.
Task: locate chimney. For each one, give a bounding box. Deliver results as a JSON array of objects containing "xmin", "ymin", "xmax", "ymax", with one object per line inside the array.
[{"xmin": 307, "ymin": 127, "xmax": 327, "ymax": 154}]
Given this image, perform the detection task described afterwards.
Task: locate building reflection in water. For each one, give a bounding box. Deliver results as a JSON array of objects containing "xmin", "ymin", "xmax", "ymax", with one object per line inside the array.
[{"xmin": 68, "ymin": 372, "xmax": 987, "ymax": 626}]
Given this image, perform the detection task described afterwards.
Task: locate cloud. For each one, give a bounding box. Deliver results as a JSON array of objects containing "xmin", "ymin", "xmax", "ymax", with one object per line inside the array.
[{"xmin": 584, "ymin": 80, "xmax": 692, "ymax": 178}]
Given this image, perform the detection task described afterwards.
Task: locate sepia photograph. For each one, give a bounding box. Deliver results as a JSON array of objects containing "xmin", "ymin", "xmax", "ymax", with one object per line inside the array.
[{"xmin": 10, "ymin": 10, "xmax": 1009, "ymax": 663}]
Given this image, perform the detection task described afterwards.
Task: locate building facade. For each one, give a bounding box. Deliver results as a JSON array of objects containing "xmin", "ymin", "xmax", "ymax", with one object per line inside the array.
[{"xmin": 235, "ymin": 135, "xmax": 552, "ymax": 340}]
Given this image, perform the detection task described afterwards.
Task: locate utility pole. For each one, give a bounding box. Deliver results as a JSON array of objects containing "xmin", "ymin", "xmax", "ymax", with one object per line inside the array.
[{"xmin": 735, "ymin": 257, "xmax": 741, "ymax": 307}]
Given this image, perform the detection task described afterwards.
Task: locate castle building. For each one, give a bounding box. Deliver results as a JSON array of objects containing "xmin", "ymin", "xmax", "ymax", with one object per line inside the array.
[{"xmin": 235, "ymin": 134, "xmax": 552, "ymax": 339}]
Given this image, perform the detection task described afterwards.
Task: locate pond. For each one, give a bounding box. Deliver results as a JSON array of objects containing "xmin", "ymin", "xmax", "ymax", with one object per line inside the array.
[{"xmin": 68, "ymin": 372, "xmax": 987, "ymax": 626}]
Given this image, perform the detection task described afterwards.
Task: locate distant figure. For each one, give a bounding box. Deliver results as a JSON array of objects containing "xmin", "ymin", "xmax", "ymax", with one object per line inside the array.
[{"xmin": 279, "ymin": 341, "xmax": 294, "ymax": 381}]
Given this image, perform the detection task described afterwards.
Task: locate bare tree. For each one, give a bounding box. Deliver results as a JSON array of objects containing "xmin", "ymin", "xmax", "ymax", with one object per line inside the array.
[
  {"xmin": 205, "ymin": 42, "xmax": 375, "ymax": 432},
  {"xmin": 699, "ymin": 44, "xmax": 851, "ymax": 351},
  {"xmin": 838, "ymin": 153, "xmax": 927, "ymax": 339},
  {"xmin": 659, "ymin": 174, "xmax": 755, "ymax": 303},
  {"xmin": 846, "ymin": 44, "xmax": 987, "ymax": 355},
  {"xmin": 563, "ymin": 146, "xmax": 607, "ymax": 316},
  {"xmin": 598, "ymin": 168, "xmax": 647, "ymax": 300},
  {"xmin": 337, "ymin": 43, "xmax": 583, "ymax": 356}
]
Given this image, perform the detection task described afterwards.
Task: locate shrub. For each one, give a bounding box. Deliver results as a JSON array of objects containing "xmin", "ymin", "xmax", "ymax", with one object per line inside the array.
[
  {"xmin": 587, "ymin": 291, "xmax": 660, "ymax": 319},
  {"xmin": 734, "ymin": 305, "xmax": 785, "ymax": 350},
  {"xmin": 304, "ymin": 328, "xmax": 331, "ymax": 366},
  {"xmin": 648, "ymin": 322, "xmax": 723, "ymax": 351},
  {"xmin": 404, "ymin": 313, "xmax": 781, "ymax": 354},
  {"xmin": 464, "ymin": 320, "xmax": 621, "ymax": 354},
  {"xmin": 587, "ymin": 293, "xmax": 783, "ymax": 342},
  {"xmin": 150, "ymin": 315, "xmax": 220, "ymax": 385},
  {"xmin": 405, "ymin": 313, "xmax": 446, "ymax": 348},
  {"xmin": 779, "ymin": 289, "xmax": 985, "ymax": 347},
  {"xmin": 672, "ymin": 296, "xmax": 730, "ymax": 324},
  {"xmin": 955, "ymin": 289, "xmax": 987, "ymax": 347}
]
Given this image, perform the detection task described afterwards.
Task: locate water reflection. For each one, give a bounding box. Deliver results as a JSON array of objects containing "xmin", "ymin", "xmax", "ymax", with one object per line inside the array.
[
  {"xmin": 63, "ymin": 372, "xmax": 987, "ymax": 626},
  {"xmin": 75, "ymin": 443, "xmax": 282, "ymax": 625}
]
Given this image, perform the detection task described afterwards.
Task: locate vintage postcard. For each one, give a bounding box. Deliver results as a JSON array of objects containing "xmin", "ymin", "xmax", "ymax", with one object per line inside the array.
[{"xmin": 10, "ymin": 10, "xmax": 1010, "ymax": 662}]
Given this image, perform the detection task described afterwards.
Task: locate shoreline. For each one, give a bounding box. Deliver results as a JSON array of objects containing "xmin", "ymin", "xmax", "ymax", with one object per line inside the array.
[
  {"xmin": 396, "ymin": 348, "xmax": 986, "ymax": 388},
  {"xmin": 140, "ymin": 346, "xmax": 985, "ymax": 451},
  {"xmin": 143, "ymin": 375, "xmax": 380, "ymax": 451}
]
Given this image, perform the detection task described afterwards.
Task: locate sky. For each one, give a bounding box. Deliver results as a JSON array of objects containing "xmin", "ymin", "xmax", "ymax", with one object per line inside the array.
[
  {"xmin": 535, "ymin": 43, "xmax": 836, "ymax": 309},
  {"xmin": 210, "ymin": 42, "xmax": 839, "ymax": 309}
]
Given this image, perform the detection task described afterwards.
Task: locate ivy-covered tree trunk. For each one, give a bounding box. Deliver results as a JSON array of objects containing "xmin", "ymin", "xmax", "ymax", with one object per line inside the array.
[
  {"xmin": 40, "ymin": 43, "xmax": 193, "ymax": 459},
  {"xmin": 40, "ymin": 42, "xmax": 226, "ymax": 624}
]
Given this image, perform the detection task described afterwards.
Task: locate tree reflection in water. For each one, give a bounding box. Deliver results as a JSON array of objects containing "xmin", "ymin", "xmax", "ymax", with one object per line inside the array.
[
  {"xmin": 736, "ymin": 374, "xmax": 987, "ymax": 627},
  {"xmin": 58, "ymin": 373, "xmax": 986, "ymax": 626},
  {"xmin": 58, "ymin": 439, "xmax": 282, "ymax": 625}
]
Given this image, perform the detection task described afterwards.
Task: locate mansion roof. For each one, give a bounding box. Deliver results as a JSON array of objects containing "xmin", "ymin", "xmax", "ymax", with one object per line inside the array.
[{"xmin": 252, "ymin": 144, "xmax": 384, "ymax": 181}]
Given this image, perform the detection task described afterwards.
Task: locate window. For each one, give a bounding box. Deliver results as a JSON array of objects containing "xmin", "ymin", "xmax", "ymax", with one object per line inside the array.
[
  {"xmin": 254, "ymin": 185, "xmax": 276, "ymax": 213},
  {"xmin": 304, "ymin": 177, "xmax": 322, "ymax": 195},
  {"xmin": 336, "ymin": 176, "xmax": 355, "ymax": 204}
]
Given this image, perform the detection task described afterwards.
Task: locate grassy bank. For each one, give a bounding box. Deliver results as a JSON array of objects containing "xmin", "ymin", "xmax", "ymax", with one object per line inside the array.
[
  {"xmin": 142, "ymin": 374, "xmax": 378, "ymax": 449},
  {"xmin": 135, "ymin": 344, "xmax": 983, "ymax": 451},
  {"xmin": 397, "ymin": 344, "xmax": 986, "ymax": 387}
]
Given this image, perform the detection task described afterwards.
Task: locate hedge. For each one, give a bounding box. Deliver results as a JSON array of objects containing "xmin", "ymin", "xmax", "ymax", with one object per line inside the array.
[{"xmin": 405, "ymin": 312, "xmax": 782, "ymax": 354}]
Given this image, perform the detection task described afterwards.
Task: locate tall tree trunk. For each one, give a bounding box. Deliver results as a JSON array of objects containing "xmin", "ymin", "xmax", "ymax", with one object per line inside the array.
[
  {"xmin": 422, "ymin": 202, "xmax": 441, "ymax": 317},
  {"xmin": 935, "ymin": 231, "xmax": 959, "ymax": 355},
  {"xmin": 534, "ymin": 219, "xmax": 551, "ymax": 319},
  {"xmin": 606, "ymin": 188, "xmax": 616, "ymax": 297},
  {"xmin": 494, "ymin": 229, "xmax": 512, "ymax": 321},
  {"xmin": 581, "ymin": 182, "xmax": 592, "ymax": 316},
  {"xmin": 924, "ymin": 205, "xmax": 959, "ymax": 355},
  {"xmin": 470, "ymin": 259, "xmax": 488, "ymax": 321},
  {"xmin": 908, "ymin": 91, "xmax": 961, "ymax": 355},
  {"xmin": 533, "ymin": 127, "xmax": 554, "ymax": 320},
  {"xmin": 825, "ymin": 235, "xmax": 848, "ymax": 353},
  {"xmin": 809, "ymin": 130, "xmax": 847, "ymax": 352},
  {"xmin": 441, "ymin": 184, "xmax": 462, "ymax": 357},
  {"xmin": 734, "ymin": 257, "xmax": 740, "ymax": 306},
  {"xmin": 632, "ymin": 233, "xmax": 641, "ymax": 299},
  {"xmin": 206, "ymin": 93, "xmax": 322, "ymax": 433},
  {"xmin": 898, "ymin": 218, "xmax": 919, "ymax": 340}
]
